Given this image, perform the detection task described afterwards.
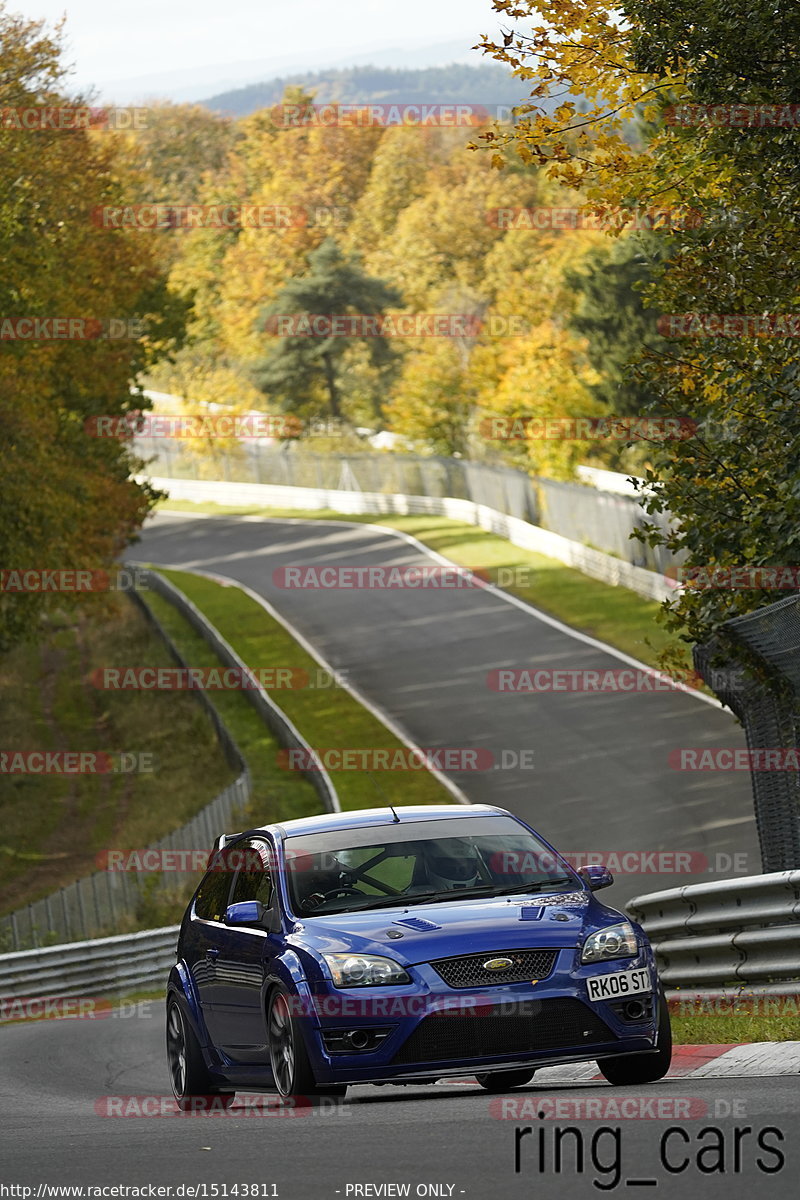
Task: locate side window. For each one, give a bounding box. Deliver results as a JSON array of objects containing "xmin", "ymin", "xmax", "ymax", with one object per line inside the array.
[
  {"xmin": 229, "ymin": 840, "xmax": 273, "ymax": 908},
  {"xmin": 193, "ymin": 849, "xmax": 237, "ymax": 921}
]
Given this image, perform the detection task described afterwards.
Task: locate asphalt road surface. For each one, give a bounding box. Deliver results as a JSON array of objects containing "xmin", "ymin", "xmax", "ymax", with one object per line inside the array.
[
  {"xmin": 0, "ymin": 1012, "xmax": 796, "ymax": 1200},
  {"xmin": 133, "ymin": 512, "xmax": 760, "ymax": 901},
  {"xmin": 0, "ymin": 513, "xmax": 783, "ymax": 1199}
]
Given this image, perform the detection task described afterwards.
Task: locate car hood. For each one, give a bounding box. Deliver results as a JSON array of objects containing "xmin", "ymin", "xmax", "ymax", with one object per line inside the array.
[{"xmin": 290, "ymin": 891, "xmax": 625, "ymax": 965}]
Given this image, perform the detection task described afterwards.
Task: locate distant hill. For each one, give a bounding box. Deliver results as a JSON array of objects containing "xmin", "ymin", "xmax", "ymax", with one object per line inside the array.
[{"xmin": 201, "ymin": 63, "xmax": 538, "ymax": 118}]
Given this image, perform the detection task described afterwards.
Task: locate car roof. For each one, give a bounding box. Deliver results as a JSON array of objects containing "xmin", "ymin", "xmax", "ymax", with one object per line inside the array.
[{"xmin": 254, "ymin": 803, "xmax": 510, "ymax": 840}]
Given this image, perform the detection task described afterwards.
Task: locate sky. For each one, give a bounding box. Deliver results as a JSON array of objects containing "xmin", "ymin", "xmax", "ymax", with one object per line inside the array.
[{"xmin": 13, "ymin": 0, "xmax": 507, "ymax": 101}]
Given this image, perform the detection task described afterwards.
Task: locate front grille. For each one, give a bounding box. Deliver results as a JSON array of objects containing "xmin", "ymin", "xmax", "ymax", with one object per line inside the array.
[
  {"xmin": 392, "ymin": 998, "xmax": 614, "ymax": 1065},
  {"xmin": 431, "ymin": 948, "xmax": 557, "ymax": 988}
]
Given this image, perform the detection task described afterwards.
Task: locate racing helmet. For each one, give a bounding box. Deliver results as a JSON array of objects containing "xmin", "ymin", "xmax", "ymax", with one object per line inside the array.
[{"xmin": 422, "ymin": 838, "xmax": 483, "ymax": 890}]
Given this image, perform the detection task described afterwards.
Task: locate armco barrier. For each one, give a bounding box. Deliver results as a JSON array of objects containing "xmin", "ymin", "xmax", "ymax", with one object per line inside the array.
[
  {"xmin": 0, "ymin": 569, "xmax": 340, "ymax": 952},
  {"xmin": 144, "ymin": 476, "xmax": 675, "ymax": 603},
  {"xmin": 627, "ymin": 871, "xmax": 800, "ymax": 991},
  {"xmin": 4, "ymin": 872, "xmax": 798, "ymax": 1005},
  {"xmin": 135, "ymin": 567, "xmax": 340, "ymax": 815},
  {"xmin": 0, "ymin": 577, "xmax": 253, "ymax": 952},
  {"xmin": 0, "ymin": 926, "xmax": 180, "ymax": 1002}
]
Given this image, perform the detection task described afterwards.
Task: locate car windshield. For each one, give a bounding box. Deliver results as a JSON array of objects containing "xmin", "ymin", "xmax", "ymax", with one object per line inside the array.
[{"xmin": 283, "ymin": 815, "xmax": 579, "ymax": 915}]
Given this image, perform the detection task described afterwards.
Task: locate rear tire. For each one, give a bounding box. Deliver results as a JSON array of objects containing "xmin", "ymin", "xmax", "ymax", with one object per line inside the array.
[
  {"xmin": 475, "ymin": 1069, "xmax": 536, "ymax": 1092},
  {"xmin": 596, "ymin": 986, "xmax": 672, "ymax": 1085},
  {"xmin": 166, "ymin": 997, "xmax": 235, "ymax": 1112}
]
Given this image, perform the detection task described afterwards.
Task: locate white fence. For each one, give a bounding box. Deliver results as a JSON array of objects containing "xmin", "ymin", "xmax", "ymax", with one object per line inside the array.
[{"xmin": 147, "ymin": 476, "xmax": 676, "ymax": 603}]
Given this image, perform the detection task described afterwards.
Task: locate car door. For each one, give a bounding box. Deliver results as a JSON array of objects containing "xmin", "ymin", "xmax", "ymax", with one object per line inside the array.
[
  {"xmin": 210, "ymin": 838, "xmax": 278, "ymax": 1065},
  {"xmin": 182, "ymin": 846, "xmax": 239, "ymax": 1045}
]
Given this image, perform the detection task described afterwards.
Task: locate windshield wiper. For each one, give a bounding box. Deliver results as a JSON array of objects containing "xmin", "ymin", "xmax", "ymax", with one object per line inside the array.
[
  {"xmin": 495, "ymin": 877, "xmax": 575, "ymax": 896},
  {"xmin": 314, "ymin": 877, "xmax": 578, "ymax": 914}
]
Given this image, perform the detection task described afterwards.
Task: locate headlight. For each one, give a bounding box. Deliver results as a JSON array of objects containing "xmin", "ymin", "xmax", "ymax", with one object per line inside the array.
[
  {"xmin": 581, "ymin": 921, "xmax": 638, "ymax": 963},
  {"xmin": 323, "ymin": 953, "xmax": 412, "ymax": 988}
]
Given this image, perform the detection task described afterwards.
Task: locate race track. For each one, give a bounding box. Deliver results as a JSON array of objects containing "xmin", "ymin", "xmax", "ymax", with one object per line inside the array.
[
  {"xmin": 134, "ymin": 512, "xmax": 759, "ymax": 901},
  {"xmin": 1, "ymin": 1010, "xmax": 797, "ymax": 1199},
  {"xmin": 0, "ymin": 511, "xmax": 785, "ymax": 1200}
]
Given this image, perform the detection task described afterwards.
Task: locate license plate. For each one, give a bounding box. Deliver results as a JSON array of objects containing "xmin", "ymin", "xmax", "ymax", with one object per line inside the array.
[{"xmin": 586, "ymin": 967, "xmax": 651, "ymax": 1001}]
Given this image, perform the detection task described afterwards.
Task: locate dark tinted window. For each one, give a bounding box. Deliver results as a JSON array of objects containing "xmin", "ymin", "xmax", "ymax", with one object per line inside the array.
[
  {"xmin": 230, "ymin": 840, "xmax": 273, "ymax": 907},
  {"xmin": 193, "ymin": 849, "xmax": 238, "ymax": 921}
]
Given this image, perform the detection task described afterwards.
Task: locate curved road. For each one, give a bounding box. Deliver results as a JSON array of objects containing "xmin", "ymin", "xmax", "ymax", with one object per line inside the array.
[
  {"xmin": 0, "ymin": 511, "xmax": 785, "ymax": 1198},
  {"xmin": 1, "ymin": 1011, "xmax": 797, "ymax": 1198},
  {"xmin": 134, "ymin": 512, "xmax": 759, "ymax": 901}
]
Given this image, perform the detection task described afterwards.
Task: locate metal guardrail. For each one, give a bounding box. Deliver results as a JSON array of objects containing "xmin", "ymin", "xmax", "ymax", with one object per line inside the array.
[
  {"xmin": 136, "ymin": 567, "xmax": 340, "ymax": 814},
  {"xmin": 4, "ymin": 872, "xmax": 798, "ymax": 1005},
  {"xmin": 0, "ymin": 926, "xmax": 180, "ymax": 1001},
  {"xmin": 0, "ymin": 579, "xmax": 252, "ymax": 952},
  {"xmin": 0, "ymin": 568, "xmax": 339, "ymax": 952},
  {"xmin": 627, "ymin": 871, "xmax": 800, "ymax": 991}
]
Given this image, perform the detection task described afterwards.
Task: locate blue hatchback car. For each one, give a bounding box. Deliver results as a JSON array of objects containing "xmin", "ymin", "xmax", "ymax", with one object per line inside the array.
[{"xmin": 166, "ymin": 804, "xmax": 671, "ymax": 1106}]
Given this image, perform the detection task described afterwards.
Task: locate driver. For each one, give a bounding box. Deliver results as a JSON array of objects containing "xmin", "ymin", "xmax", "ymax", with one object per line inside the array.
[
  {"xmin": 298, "ymin": 852, "xmax": 350, "ymax": 911},
  {"xmin": 419, "ymin": 838, "xmax": 484, "ymax": 891}
]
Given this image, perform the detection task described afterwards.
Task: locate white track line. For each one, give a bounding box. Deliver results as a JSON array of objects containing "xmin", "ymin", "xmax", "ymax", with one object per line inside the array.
[
  {"xmin": 143, "ymin": 554, "xmax": 471, "ymax": 807},
  {"xmin": 155, "ymin": 508, "xmax": 724, "ymax": 711}
]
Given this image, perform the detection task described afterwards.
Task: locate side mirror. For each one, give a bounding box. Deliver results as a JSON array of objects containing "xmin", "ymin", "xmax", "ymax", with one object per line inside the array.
[
  {"xmin": 224, "ymin": 900, "xmax": 267, "ymax": 926},
  {"xmin": 579, "ymin": 864, "xmax": 614, "ymax": 891}
]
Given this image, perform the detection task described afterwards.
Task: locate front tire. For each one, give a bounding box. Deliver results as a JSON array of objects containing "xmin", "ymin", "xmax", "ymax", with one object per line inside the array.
[
  {"xmin": 267, "ymin": 985, "xmax": 347, "ymax": 1100},
  {"xmin": 596, "ymin": 986, "xmax": 672, "ymax": 1085},
  {"xmin": 475, "ymin": 1069, "xmax": 536, "ymax": 1092},
  {"xmin": 166, "ymin": 997, "xmax": 235, "ymax": 1111}
]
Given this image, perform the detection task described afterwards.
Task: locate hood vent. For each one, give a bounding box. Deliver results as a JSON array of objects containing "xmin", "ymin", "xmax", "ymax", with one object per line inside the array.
[{"xmin": 393, "ymin": 916, "xmax": 441, "ymax": 931}]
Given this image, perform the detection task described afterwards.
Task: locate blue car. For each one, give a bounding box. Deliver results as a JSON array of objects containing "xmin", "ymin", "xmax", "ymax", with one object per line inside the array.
[{"xmin": 166, "ymin": 804, "xmax": 671, "ymax": 1107}]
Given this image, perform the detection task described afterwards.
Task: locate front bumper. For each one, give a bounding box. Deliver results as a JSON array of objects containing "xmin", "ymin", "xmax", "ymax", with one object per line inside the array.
[{"xmin": 301, "ymin": 949, "xmax": 660, "ymax": 1085}]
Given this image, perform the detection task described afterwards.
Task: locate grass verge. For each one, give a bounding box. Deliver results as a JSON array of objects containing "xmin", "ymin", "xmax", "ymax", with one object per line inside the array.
[
  {"xmin": 670, "ymin": 1001, "xmax": 799, "ymax": 1044},
  {"xmin": 147, "ymin": 568, "xmax": 449, "ymax": 813},
  {"xmin": 0, "ymin": 594, "xmax": 236, "ymax": 915}
]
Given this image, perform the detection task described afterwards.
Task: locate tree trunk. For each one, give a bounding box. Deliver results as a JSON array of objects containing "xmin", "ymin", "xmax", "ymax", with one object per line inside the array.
[{"xmin": 321, "ymin": 350, "xmax": 341, "ymax": 420}]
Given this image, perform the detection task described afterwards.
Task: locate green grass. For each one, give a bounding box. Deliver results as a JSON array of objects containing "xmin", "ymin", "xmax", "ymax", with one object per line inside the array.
[
  {"xmin": 156, "ymin": 500, "xmax": 687, "ymax": 672},
  {"xmin": 0, "ymin": 594, "xmax": 237, "ymax": 915},
  {"xmin": 148, "ymin": 569, "xmax": 450, "ymax": 813},
  {"xmin": 670, "ymin": 1002, "xmax": 800, "ymax": 1044},
  {"xmin": 143, "ymin": 585, "xmax": 323, "ymax": 831}
]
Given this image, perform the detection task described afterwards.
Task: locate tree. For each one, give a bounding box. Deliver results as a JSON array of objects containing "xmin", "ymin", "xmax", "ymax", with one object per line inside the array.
[
  {"xmin": 0, "ymin": 5, "xmax": 188, "ymax": 651},
  {"xmin": 476, "ymin": 0, "xmax": 800, "ymax": 664},
  {"xmin": 254, "ymin": 238, "xmax": 402, "ymax": 423},
  {"xmin": 566, "ymin": 232, "xmax": 672, "ymax": 418}
]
